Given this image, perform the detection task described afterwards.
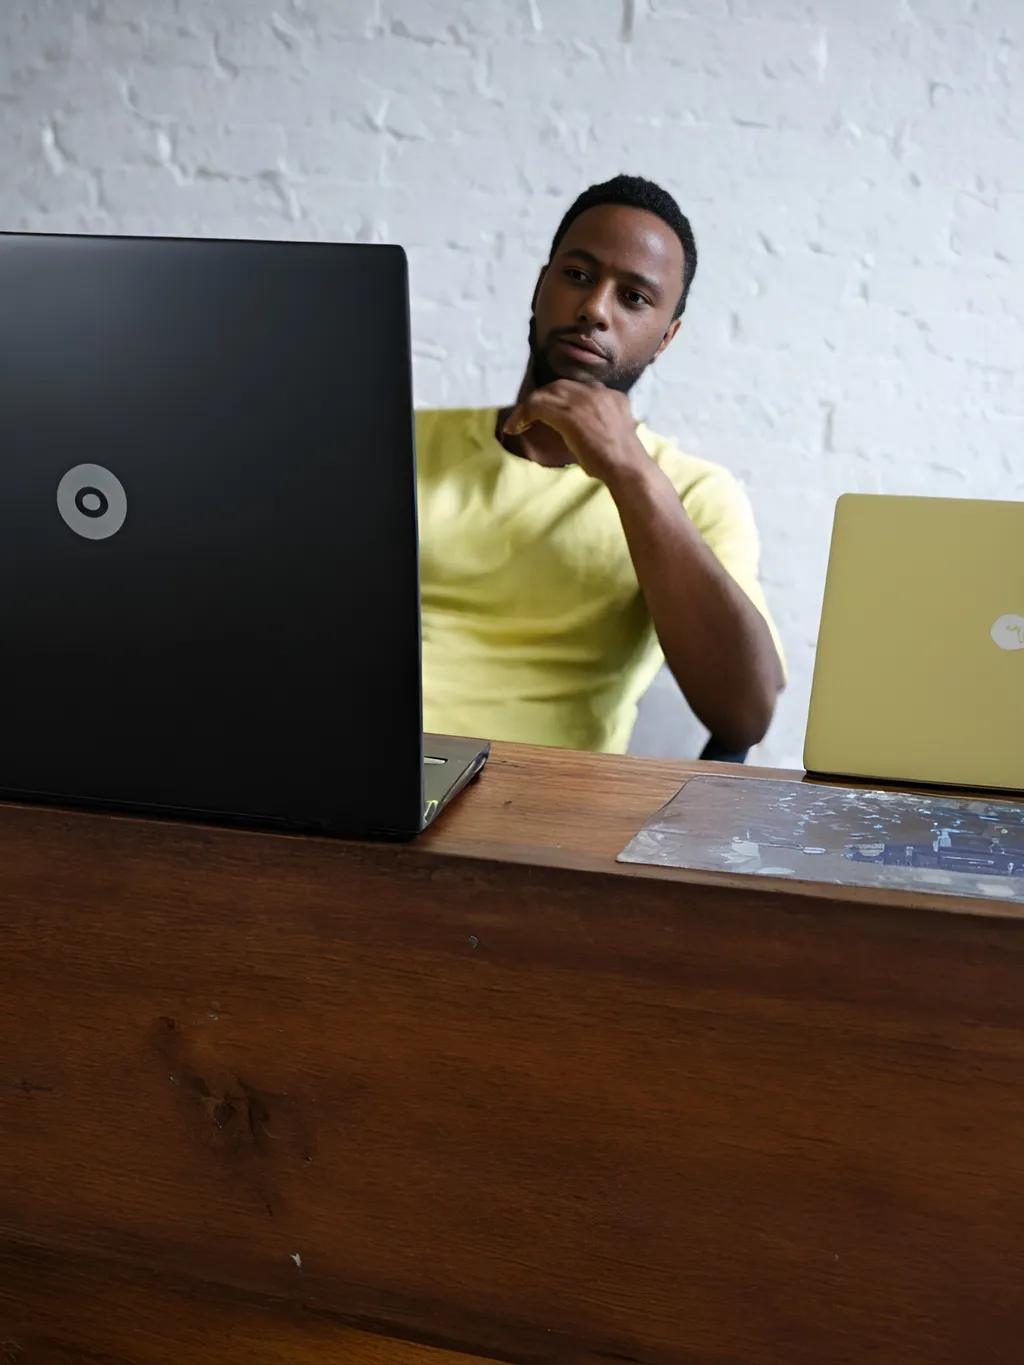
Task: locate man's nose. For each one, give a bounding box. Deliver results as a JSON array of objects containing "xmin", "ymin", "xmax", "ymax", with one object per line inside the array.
[{"xmin": 577, "ymin": 280, "xmax": 614, "ymax": 330}]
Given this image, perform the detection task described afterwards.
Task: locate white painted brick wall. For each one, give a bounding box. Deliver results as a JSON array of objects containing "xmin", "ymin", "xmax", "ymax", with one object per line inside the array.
[{"xmin": 2, "ymin": 0, "xmax": 1022, "ymax": 766}]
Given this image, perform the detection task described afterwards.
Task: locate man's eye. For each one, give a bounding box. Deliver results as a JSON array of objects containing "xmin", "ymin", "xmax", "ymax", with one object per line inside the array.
[
  {"xmin": 624, "ymin": 290, "xmax": 650, "ymax": 307},
  {"xmin": 565, "ymin": 268, "xmax": 590, "ymax": 282}
]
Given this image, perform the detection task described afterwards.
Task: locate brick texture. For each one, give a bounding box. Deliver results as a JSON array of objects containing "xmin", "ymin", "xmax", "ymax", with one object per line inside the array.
[{"xmin": 2, "ymin": 0, "xmax": 1021, "ymax": 765}]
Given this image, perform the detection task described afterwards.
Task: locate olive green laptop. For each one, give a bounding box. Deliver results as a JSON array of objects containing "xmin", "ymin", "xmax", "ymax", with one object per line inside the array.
[{"xmin": 805, "ymin": 494, "xmax": 1024, "ymax": 793}]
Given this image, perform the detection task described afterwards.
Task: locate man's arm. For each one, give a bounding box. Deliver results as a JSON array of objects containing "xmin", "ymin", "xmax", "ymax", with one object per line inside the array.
[
  {"xmin": 602, "ymin": 455, "xmax": 783, "ymax": 751},
  {"xmin": 505, "ymin": 381, "xmax": 784, "ymax": 753}
]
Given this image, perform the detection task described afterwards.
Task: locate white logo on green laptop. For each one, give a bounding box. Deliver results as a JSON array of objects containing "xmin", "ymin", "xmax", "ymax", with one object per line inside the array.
[{"xmin": 992, "ymin": 615, "xmax": 1024, "ymax": 651}]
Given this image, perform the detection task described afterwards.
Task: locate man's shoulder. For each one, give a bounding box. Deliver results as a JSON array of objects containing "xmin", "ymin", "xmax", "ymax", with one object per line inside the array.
[
  {"xmin": 414, "ymin": 407, "xmax": 496, "ymax": 473},
  {"xmin": 637, "ymin": 424, "xmax": 748, "ymax": 509}
]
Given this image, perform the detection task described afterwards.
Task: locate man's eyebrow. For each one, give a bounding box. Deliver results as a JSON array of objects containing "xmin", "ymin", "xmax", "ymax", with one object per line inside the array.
[{"xmin": 560, "ymin": 247, "xmax": 663, "ymax": 298}]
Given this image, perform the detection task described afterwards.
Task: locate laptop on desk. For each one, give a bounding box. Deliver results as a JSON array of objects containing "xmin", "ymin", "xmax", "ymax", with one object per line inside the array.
[
  {"xmin": 805, "ymin": 493, "xmax": 1024, "ymax": 793},
  {"xmin": 0, "ymin": 232, "xmax": 487, "ymax": 838}
]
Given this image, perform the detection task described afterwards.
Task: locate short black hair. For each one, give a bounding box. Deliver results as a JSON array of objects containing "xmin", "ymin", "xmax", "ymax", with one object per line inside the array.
[{"xmin": 549, "ymin": 174, "xmax": 698, "ymax": 319}]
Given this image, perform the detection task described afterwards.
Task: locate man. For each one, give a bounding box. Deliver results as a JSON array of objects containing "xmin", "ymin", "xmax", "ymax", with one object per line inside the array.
[{"xmin": 415, "ymin": 175, "xmax": 784, "ymax": 756}]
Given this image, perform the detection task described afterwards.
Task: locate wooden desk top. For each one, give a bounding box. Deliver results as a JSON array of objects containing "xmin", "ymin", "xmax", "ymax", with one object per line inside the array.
[
  {"xmin": 421, "ymin": 742, "xmax": 1024, "ymax": 921},
  {"xmin": 419, "ymin": 741, "xmax": 699, "ymax": 870},
  {"xmin": 0, "ymin": 740, "xmax": 1016, "ymax": 922},
  {"xmin": 422, "ymin": 742, "xmax": 699, "ymax": 863}
]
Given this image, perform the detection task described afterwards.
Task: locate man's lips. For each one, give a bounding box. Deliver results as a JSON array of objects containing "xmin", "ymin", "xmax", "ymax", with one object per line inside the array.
[{"xmin": 552, "ymin": 333, "xmax": 609, "ymax": 365}]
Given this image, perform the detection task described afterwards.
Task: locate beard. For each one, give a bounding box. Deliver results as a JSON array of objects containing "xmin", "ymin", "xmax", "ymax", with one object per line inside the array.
[{"xmin": 528, "ymin": 314, "xmax": 654, "ymax": 395}]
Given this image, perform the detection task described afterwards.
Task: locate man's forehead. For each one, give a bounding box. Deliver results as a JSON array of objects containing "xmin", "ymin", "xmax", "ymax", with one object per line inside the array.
[{"xmin": 556, "ymin": 204, "xmax": 684, "ymax": 278}]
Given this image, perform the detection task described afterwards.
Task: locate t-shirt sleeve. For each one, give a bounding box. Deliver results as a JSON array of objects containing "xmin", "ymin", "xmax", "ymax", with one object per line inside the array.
[{"xmin": 681, "ymin": 467, "xmax": 786, "ymax": 674}]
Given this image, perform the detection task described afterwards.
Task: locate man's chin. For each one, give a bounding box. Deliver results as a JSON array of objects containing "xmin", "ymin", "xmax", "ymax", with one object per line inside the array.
[
  {"xmin": 534, "ymin": 349, "xmax": 609, "ymax": 389},
  {"xmin": 556, "ymin": 367, "xmax": 606, "ymax": 387}
]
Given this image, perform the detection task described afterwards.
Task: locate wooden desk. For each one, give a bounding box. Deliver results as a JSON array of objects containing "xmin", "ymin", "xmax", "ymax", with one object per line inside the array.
[{"xmin": 2, "ymin": 744, "xmax": 1023, "ymax": 1365}]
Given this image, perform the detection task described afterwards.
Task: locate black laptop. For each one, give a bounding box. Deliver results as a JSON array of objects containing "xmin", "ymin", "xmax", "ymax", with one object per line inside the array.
[{"xmin": 0, "ymin": 232, "xmax": 488, "ymax": 838}]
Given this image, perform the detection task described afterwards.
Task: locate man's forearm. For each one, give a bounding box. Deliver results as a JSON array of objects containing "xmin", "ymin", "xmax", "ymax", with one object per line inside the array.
[{"xmin": 607, "ymin": 458, "xmax": 783, "ymax": 752}]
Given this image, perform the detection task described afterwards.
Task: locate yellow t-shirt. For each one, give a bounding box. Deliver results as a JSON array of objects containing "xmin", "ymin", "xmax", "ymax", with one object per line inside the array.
[{"xmin": 416, "ymin": 406, "xmax": 780, "ymax": 754}]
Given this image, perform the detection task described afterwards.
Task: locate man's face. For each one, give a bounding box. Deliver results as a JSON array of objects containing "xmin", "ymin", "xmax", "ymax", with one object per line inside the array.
[{"xmin": 530, "ymin": 203, "xmax": 685, "ymax": 394}]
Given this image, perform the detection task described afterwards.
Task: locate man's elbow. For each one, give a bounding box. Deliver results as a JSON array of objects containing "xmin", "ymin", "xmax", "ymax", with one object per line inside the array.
[{"xmin": 717, "ymin": 675, "xmax": 782, "ymax": 754}]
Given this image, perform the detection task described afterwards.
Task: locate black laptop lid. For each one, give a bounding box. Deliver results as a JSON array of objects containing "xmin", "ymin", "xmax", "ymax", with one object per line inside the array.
[{"xmin": 0, "ymin": 233, "xmax": 423, "ymax": 837}]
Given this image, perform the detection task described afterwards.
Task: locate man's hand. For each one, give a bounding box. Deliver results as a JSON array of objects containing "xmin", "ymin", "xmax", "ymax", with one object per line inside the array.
[{"xmin": 504, "ymin": 380, "xmax": 646, "ymax": 485}]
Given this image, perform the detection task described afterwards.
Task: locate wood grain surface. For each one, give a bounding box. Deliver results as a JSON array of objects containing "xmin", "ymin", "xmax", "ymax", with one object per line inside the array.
[
  {"xmin": 2, "ymin": 743, "xmax": 1024, "ymax": 1364},
  {"xmin": 0, "ymin": 1240, "xmax": 488, "ymax": 1365},
  {"xmin": 421, "ymin": 743, "xmax": 771, "ymax": 869},
  {"xmin": 425, "ymin": 743, "xmax": 1024, "ymax": 919}
]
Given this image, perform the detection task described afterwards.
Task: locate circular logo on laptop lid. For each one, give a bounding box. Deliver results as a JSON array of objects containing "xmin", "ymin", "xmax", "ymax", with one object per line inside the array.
[
  {"xmin": 991, "ymin": 615, "xmax": 1024, "ymax": 651},
  {"xmin": 56, "ymin": 464, "xmax": 127, "ymax": 540}
]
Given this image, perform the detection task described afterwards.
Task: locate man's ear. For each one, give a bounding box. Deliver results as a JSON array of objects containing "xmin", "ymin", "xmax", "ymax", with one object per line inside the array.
[{"xmin": 653, "ymin": 317, "xmax": 682, "ymax": 360}]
